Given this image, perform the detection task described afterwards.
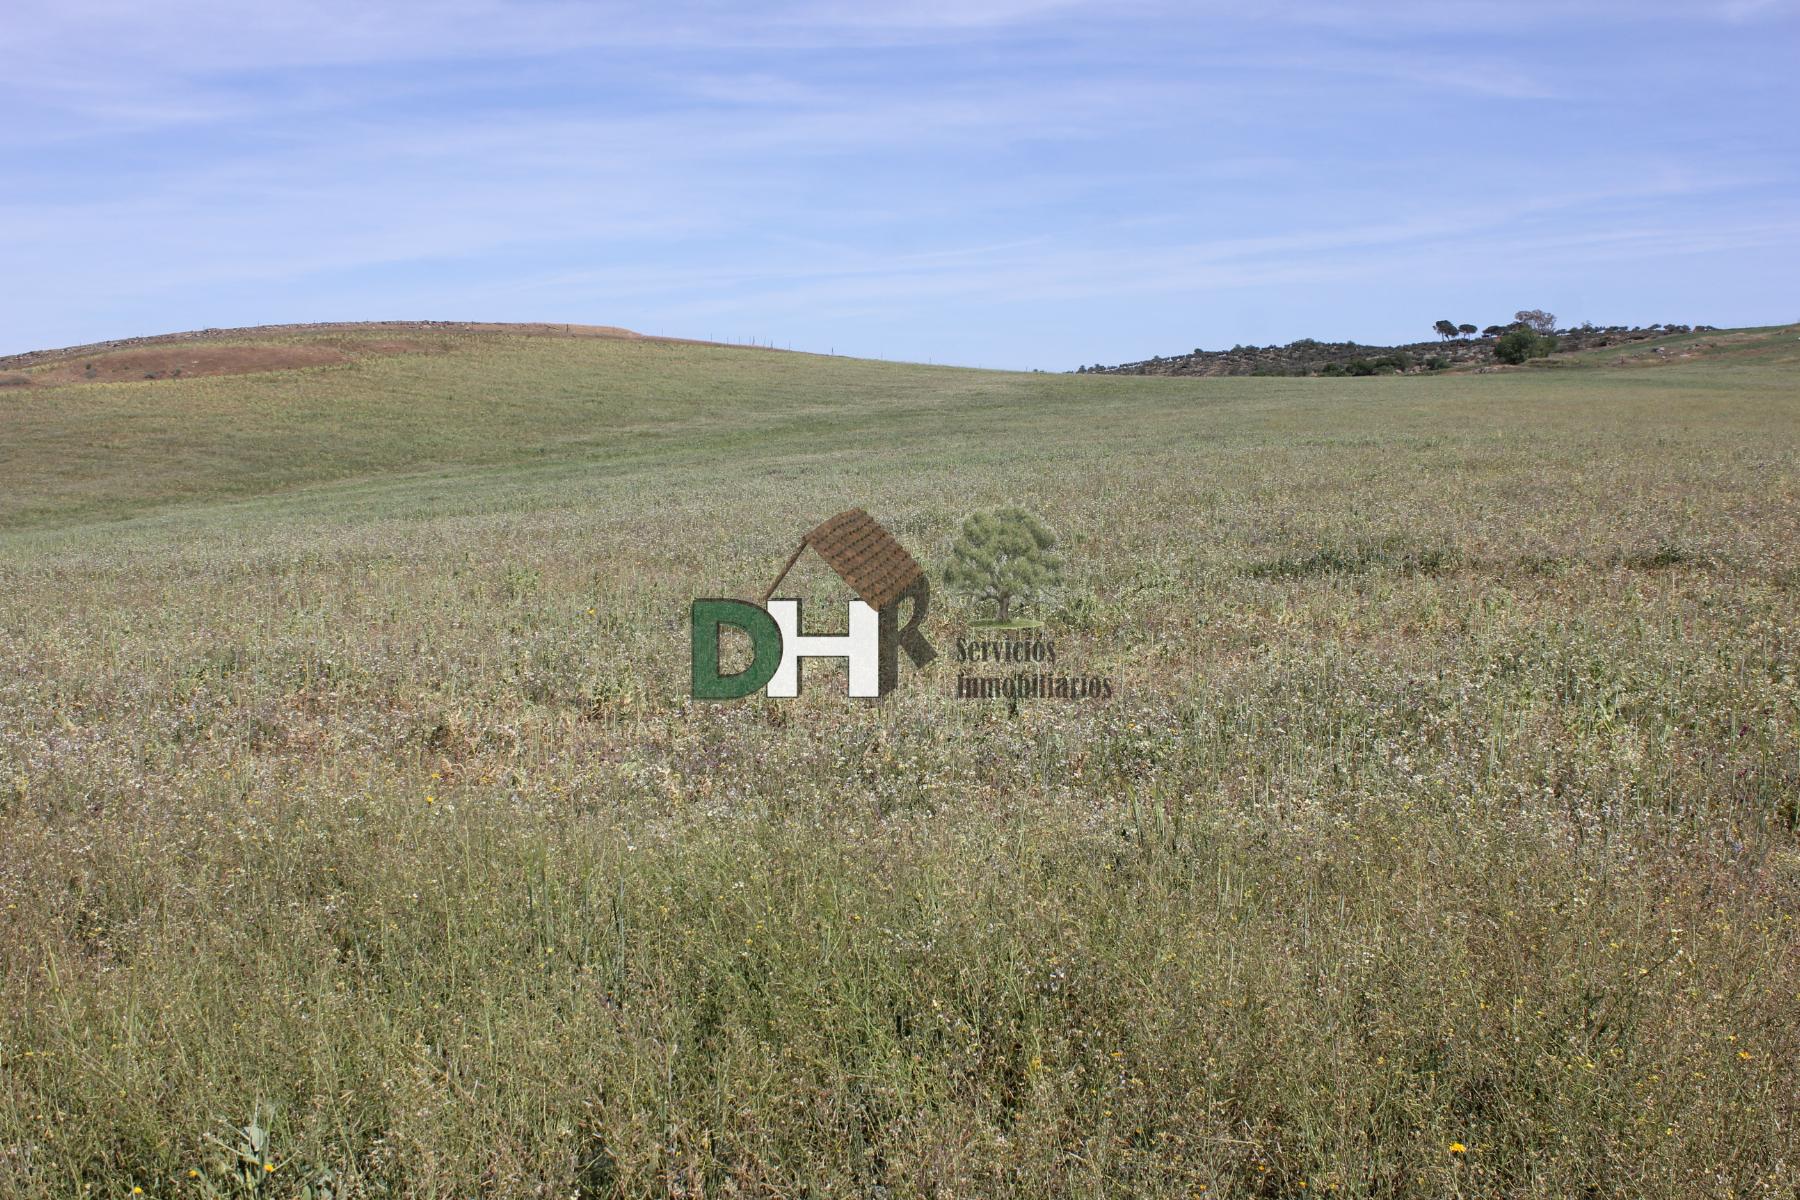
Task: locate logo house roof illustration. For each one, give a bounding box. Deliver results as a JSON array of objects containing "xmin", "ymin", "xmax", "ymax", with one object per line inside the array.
[{"xmin": 760, "ymin": 508, "xmax": 924, "ymax": 610}]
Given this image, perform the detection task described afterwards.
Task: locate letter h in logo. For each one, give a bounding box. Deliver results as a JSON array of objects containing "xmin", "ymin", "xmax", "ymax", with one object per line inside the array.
[{"xmin": 766, "ymin": 599, "xmax": 879, "ymax": 696}]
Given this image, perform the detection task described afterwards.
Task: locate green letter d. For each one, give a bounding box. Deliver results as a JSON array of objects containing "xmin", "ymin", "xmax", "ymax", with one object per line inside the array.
[{"xmin": 691, "ymin": 599, "xmax": 782, "ymax": 699}]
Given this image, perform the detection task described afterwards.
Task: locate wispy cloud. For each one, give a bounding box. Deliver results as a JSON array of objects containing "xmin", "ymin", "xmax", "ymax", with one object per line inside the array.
[{"xmin": 1, "ymin": 0, "xmax": 1794, "ymax": 364}]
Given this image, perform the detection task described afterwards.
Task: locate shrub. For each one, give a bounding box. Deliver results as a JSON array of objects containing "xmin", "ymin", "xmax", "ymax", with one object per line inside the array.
[{"xmin": 1494, "ymin": 328, "xmax": 1557, "ymax": 364}]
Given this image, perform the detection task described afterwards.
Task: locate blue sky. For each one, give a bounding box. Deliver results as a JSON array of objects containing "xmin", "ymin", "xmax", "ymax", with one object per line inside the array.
[{"xmin": 3, "ymin": 1, "xmax": 1796, "ymax": 369}]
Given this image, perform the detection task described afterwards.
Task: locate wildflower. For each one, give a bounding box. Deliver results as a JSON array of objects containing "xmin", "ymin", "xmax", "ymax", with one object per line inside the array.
[
  {"xmin": 265, "ymin": 1162, "xmax": 276, "ymax": 1173},
  {"xmin": 1737, "ymin": 1050, "xmax": 1752, "ymax": 1061},
  {"xmin": 1448, "ymin": 1142, "xmax": 1467, "ymax": 1155}
]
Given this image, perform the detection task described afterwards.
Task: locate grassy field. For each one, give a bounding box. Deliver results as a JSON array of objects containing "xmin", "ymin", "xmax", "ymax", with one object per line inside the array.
[{"xmin": 2, "ymin": 325, "xmax": 1798, "ymax": 1198}]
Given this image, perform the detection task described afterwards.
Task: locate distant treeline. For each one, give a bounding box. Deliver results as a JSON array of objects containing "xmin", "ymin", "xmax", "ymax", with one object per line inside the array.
[{"xmin": 1079, "ymin": 317, "xmax": 1718, "ymax": 378}]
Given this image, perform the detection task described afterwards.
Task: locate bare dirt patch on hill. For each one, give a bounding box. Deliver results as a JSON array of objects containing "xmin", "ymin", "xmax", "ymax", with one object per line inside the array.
[
  {"xmin": 0, "ymin": 320, "xmax": 726, "ymax": 389},
  {"xmin": 6, "ymin": 343, "xmax": 370, "ymax": 386}
]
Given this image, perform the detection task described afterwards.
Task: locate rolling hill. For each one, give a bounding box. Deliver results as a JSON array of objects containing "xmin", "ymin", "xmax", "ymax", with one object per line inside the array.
[{"xmin": 1, "ymin": 321, "xmax": 1797, "ymax": 1197}]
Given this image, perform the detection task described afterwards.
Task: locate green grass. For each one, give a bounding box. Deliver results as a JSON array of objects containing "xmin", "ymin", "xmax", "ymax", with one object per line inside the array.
[{"xmin": 1, "ymin": 325, "xmax": 1798, "ymax": 1198}]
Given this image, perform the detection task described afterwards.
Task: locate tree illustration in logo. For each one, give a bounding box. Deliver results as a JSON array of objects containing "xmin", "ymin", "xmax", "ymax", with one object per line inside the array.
[{"xmin": 942, "ymin": 507, "xmax": 1062, "ymax": 626}]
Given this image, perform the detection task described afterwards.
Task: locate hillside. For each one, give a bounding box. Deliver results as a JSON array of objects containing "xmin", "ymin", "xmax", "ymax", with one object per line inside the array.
[
  {"xmin": 0, "ymin": 322, "xmax": 938, "ymax": 529},
  {"xmin": 2, "ymin": 323, "xmax": 1798, "ymax": 1197},
  {"xmin": 4, "ymin": 319, "xmax": 1795, "ymax": 534}
]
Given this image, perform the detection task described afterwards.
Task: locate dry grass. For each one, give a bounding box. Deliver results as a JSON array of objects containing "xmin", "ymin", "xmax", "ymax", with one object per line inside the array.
[{"xmin": 1, "ymin": 327, "xmax": 1797, "ymax": 1197}]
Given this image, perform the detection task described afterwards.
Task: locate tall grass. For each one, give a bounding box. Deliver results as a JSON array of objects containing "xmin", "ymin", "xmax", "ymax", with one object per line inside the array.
[{"xmin": 1, "ymin": 328, "xmax": 1797, "ymax": 1197}]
